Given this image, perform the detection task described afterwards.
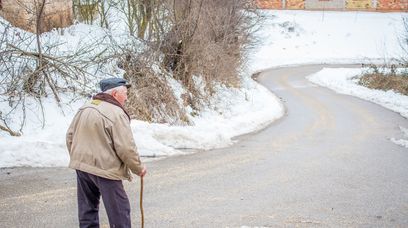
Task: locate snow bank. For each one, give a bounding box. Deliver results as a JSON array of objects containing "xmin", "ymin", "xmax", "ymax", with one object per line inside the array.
[
  {"xmin": 0, "ymin": 98, "xmax": 83, "ymax": 167},
  {"xmin": 131, "ymin": 77, "xmax": 284, "ymax": 156},
  {"xmin": 0, "ymin": 77, "xmax": 283, "ymax": 167}
]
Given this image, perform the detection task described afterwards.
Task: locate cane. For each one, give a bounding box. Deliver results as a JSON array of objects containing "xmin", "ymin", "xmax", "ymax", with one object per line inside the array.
[{"xmin": 140, "ymin": 176, "xmax": 144, "ymax": 228}]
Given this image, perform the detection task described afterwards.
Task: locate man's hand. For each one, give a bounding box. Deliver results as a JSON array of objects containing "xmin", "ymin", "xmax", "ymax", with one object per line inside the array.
[{"xmin": 138, "ymin": 166, "xmax": 147, "ymax": 177}]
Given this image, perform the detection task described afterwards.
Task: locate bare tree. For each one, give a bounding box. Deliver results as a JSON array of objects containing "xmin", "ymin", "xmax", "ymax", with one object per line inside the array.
[
  {"xmin": 156, "ymin": 0, "xmax": 261, "ymax": 106},
  {"xmin": 0, "ymin": 1, "xmax": 108, "ymax": 136}
]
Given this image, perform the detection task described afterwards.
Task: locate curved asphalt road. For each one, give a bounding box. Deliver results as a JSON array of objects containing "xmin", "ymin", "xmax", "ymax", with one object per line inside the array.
[{"xmin": 1, "ymin": 64, "xmax": 408, "ymax": 227}]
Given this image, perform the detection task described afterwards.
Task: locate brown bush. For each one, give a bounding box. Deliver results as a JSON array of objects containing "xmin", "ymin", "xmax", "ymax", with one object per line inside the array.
[
  {"xmin": 120, "ymin": 53, "xmax": 189, "ymax": 125},
  {"xmin": 158, "ymin": 0, "xmax": 260, "ymax": 108},
  {"xmin": 119, "ymin": 0, "xmax": 261, "ymax": 123},
  {"xmin": 359, "ymin": 18, "xmax": 408, "ymax": 96},
  {"xmin": 359, "ymin": 73, "xmax": 408, "ymax": 95}
]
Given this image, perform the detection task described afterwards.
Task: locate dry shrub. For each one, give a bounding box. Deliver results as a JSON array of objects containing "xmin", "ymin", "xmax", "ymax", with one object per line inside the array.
[
  {"xmin": 159, "ymin": 0, "xmax": 260, "ymax": 108},
  {"xmin": 194, "ymin": 0, "xmax": 253, "ymax": 87},
  {"xmin": 358, "ymin": 17, "xmax": 408, "ymax": 97},
  {"xmin": 359, "ymin": 72, "xmax": 408, "ymax": 95},
  {"xmin": 120, "ymin": 54, "xmax": 188, "ymax": 124}
]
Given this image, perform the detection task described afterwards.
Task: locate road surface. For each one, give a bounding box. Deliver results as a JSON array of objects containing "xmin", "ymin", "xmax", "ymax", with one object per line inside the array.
[{"xmin": 1, "ymin": 64, "xmax": 408, "ymax": 227}]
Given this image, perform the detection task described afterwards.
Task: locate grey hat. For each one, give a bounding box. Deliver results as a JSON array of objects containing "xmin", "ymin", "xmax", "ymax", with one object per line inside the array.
[{"xmin": 99, "ymin": 78, "xmax": 131, "ymax": 92}]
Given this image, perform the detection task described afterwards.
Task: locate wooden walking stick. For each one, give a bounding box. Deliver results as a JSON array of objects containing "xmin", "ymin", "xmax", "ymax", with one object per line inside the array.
[{"xmin": 140, "ymin": 176, "xmax": 144, "ymax": 228}]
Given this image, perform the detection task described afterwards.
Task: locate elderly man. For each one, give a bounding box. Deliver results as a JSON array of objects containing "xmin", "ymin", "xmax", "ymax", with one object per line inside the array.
[{"xmin": 66, "ymin": 77, "xmax": 146, "ymax": 228}]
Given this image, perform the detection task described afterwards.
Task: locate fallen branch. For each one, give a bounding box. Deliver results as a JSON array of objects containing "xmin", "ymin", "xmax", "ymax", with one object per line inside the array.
[{"xmin": 0, "ymin": 123, "xmax": 21, "ymax": 136}]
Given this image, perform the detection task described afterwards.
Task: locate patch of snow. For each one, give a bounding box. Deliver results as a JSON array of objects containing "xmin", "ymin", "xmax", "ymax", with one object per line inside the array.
[
  {"xmin": 0, "ymin": 96, "xmax": 85, "ymax": 167},
  {"xmin": 139, "ymin": 77, "xmax": 284, "ymax": 151},
  {"xmin": 391, "ymin": 126, "xmax": 408, "ymax": 148},
  {"xmin": 391, "ymin": 138, "xmax": 408, "ymax": 148},
  {"xmin": 165, "ymin": 75, "xmax": 188, "ymax": 109}
]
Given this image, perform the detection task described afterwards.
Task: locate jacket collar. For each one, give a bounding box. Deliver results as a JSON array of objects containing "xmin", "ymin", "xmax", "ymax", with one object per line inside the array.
[{"xmin": 92, "ymin": 93, "xmax": 131, "ymax": 121}]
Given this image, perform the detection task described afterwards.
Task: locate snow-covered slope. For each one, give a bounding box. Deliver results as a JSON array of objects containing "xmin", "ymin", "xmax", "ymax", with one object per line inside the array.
[
  {"xmin": 1, "ymin": 10, "xmax": 407, "ymax": 167},
  {"xmin": 249, "ymin": 10, "xmax": 407, "ymax": 73}
]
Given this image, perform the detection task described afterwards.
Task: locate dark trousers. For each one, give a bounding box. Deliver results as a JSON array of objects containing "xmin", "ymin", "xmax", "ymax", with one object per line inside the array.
[{"xmin": 76, "ymin": 170, "xmax": 131, "ymax": 228}]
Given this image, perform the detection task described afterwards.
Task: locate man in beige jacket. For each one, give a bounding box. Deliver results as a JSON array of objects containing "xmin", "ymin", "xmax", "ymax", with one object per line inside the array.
[{"xmin": 66, "ymin": 77, "xmax": 146, "ymax": 228}]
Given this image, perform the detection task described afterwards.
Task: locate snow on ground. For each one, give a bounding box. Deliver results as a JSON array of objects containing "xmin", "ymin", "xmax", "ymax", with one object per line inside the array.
[
  {"xmin": 307, "ymin": 68, "xmax": 408, "ymax": 148},
  {"xmin": 391, "ymin": 127, "xmax": 408, "ymax": 148},
  {"xmin": 248, "ymin": 10, "xmax": 407, "ymax": 73},
  {"xmin": 0, "ymin": 76, "xmax": 283, "ymax": 167},
  {"xmin": 131, "ymin": 78, "xmax": 284, "ymax": 157},
  {"xmin": 1, "ymin": 10, "xmax": 407, "ymax": 167},
  {"xmin": 0, "ymin": 97, "xmax": 84, "ymax": 167}
]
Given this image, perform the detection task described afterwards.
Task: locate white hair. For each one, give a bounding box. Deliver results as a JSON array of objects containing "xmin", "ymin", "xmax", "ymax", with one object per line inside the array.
[{"xmin": 103, "ymin": 85, "xmax": 127, "ymax": 95}]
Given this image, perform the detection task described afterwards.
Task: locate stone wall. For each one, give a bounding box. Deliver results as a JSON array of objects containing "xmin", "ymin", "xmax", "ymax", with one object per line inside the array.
[{"xmin": 0, "ymin": 0, "xmax": 73, "ymax": 33}]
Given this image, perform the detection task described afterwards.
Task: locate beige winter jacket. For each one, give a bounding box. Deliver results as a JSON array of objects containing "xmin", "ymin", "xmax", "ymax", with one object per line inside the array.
[{"xmin": 66, "ymin": 99, "xmax": 143, "ymax": 181}]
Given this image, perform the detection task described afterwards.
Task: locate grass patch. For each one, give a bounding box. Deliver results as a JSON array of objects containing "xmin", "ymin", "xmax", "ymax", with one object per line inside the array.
[{"xmin": 358, "ymin": 67, "xmax": 408, "ymax": 96}]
